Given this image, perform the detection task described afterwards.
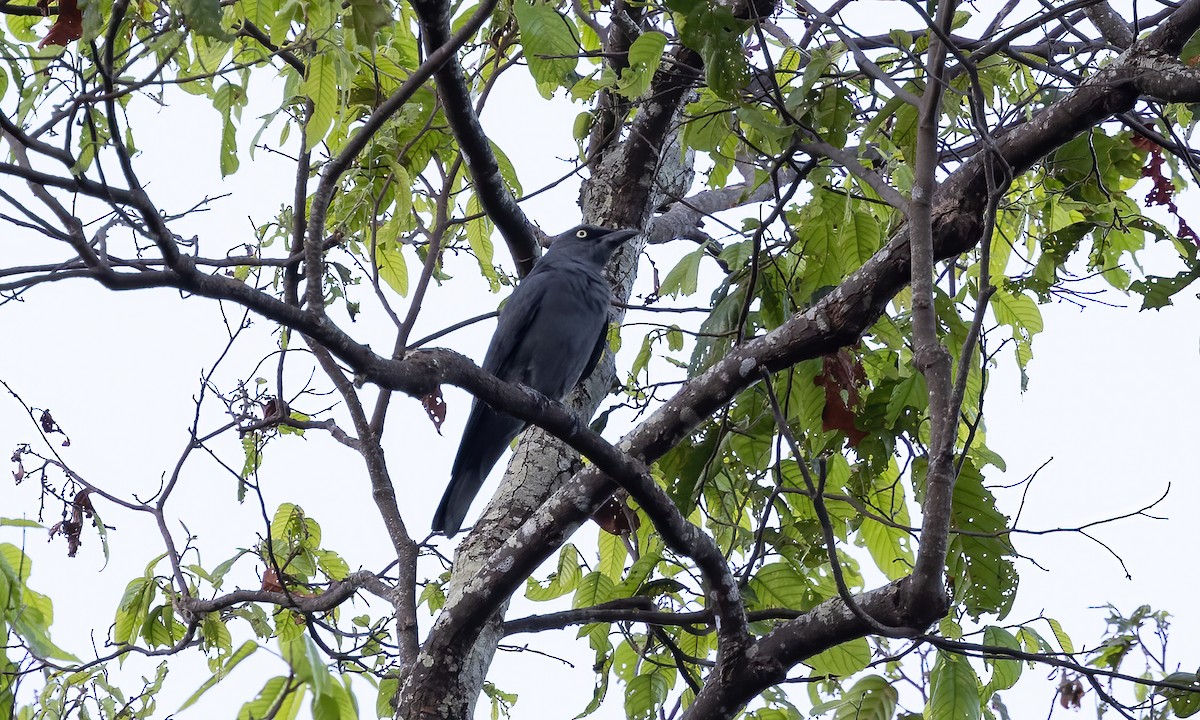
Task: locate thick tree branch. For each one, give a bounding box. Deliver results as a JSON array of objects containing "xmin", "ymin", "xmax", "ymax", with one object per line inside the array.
[
  {"xmin": 410, "ymin": 0, "xmax": 539, "ymax": 274},
  {"xmin": 906, "ymin": 0, "xmax": 957, "ymax": 610},
  {"xmin": 177, "ymin": 570, "xmax": 382, "ymax": 615}
]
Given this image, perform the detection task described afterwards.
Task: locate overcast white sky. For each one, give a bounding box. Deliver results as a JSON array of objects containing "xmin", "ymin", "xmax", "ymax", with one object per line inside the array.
[{"xmin": 3, "ymin": 1, "xmax": 1200, "ymax": 718}]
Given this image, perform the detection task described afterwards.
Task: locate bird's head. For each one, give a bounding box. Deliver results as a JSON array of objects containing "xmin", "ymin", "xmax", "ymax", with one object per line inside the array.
[{"xmin": 548, "ymin": 225, "xmax": 639, "ymax": 265}]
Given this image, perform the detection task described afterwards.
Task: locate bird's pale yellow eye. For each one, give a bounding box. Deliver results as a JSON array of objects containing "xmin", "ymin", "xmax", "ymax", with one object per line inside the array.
[{"xmin": 576, "ymin": 229, "xmax": 588, "ymax": 238}]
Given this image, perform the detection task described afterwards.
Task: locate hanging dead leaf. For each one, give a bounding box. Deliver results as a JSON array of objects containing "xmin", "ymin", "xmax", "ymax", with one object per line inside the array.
[
  {"xmin": 48, "ymin": 518, "xmax": 83, "ymax": 557},
  {"xmin": 1058, "ymin": 676, "xmax": 1084, "ymax": 709},
  {"xmin": 263, "ymin": 397, "xmax": 283, "ymax": 418},
  {"xmin": 814, "ymin": 349, "xmax": 867, "ymax": 447},
  {"xmin": 592, "ymin": 493, "xmax": 640, "ymax": 535},
  {"xmin": 1139, "ymin": 143, "xmax": 1199, "ymax": 244},
  {"xmin": 422, "ymin": 389, "xmax": 447, "ymax": 434},
  {"xmin": 74, "ymin": 489, "xmax": 95, "ymax": 518},
  {"xmin": 38, "ymin": 0, "xmax": 82, "ymax": 48},
  {"xmin": 261, "ymin": 567, "xmax": 284, "ymax": 592},
  {"xmin": 37, "ymin": 409, "xmax": 71, "ymax": 446}
]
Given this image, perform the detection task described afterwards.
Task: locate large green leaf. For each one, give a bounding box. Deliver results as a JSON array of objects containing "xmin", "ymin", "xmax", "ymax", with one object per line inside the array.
[
  {"xmin": 981, "ymin": 626, "xmax": 1021, "ymax": 693},
  {"xmin": 301, "ymin": 52, "xmax": 339, "ymax": 150},
  {"xmin": 527, "ymin": 544, "xmax": 583, "ymax": 601},
  {"xmin": 513, "ymin": 0, "xmax": 580, "ymax": 96},
  {"xmin": 805, "ymin": 637, "xmax": 870, "ymax": 677},
  {"xmin": 928, "ymin": 652, "xmax": 981, "ymax": 720},
  {"xmin": 831, "ymin": 675, "xmax": 897, "ymax": 720},
  {"xmin": 617, "ymin": 31, "xmax": 667, "ymax": 99},
  {"xmin": 624, "ymin": 673, "xmax": 669, "ymax": 720}
]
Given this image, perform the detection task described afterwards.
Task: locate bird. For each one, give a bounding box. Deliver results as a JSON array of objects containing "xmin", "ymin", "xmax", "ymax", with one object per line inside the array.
[{"xmin": 432, "ymin": 224, "xmax": 639, "ymax": 537}]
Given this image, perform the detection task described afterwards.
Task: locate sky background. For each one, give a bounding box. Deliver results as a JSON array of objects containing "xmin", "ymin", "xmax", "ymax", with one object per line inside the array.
[{"xmin": 3, "ymin": 1, "xmax": 1200, "ymax": 717}]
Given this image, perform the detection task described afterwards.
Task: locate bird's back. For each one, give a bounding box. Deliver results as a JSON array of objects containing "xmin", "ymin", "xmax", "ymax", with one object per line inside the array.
[{"xmin": 497, "ymin": 255, "xmax": 611, "ymax": 397}]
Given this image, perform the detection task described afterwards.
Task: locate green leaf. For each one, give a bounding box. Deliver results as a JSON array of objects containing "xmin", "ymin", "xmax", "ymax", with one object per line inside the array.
[
  {"xmin": 238, "ymin": 0, "xmax": 277, "ymax": 31},
  {"xmin": 624, "ymin": 673, "xmax": 669, "ymax": 720},
  {"xmin": 806, "ymin": 638, "xmax": 870, "ymax": 677},
  {"xmin": 1045, "ymin": 617, "xmax": 1074, "ymax": 654},
  {"xmin": 928, "ymin": 652, "xmax": 980, "ymax": 720},
  {"xmin": 991, "ymin": 289, "xmax": 1043, "ymax": 335},
  {"xmin": 749, "ymin": 562, "xmax": 808, "ymax": 610},
  {"xmin": 981, "ymin": 626, "xmax": 1022, "ymax": 692},
  {"xmin": 683, "ymin": 93, "xmax": 732, "ymax": 152},
  {"xmin": 658, "ymin": 248, "xmax": 704, "ymax": 297},
  {"xmin": 527, "ymin": 544, "xmax": 582, "ymax": 601},
  {"xmin": 490, "ymin": 141, "xmax": 523, "ymax": 195},
  {"xmin": 238, "ymin": 677, "xmax": 295, "ymax": 720},
  {"xmin": 1160, "ymin": 671, "xmax": 1200, "ymax": 718},
  {"xmin": 617, "ymin": 31, "xmax": 667, "ymax": 99},
  {"xmin": 573, "ymin": 571, "xmax": 616, "ymax": 608},
  {"xmin": 348, "ymin": 0, "xmax": 392, "ymax": 48},
  {"xmin": 832, "ymin": 675, "xmax": 898, "ymax": 720},
  {"xmin": 241, "ymin": 432, "xmax": 262, "ymax": 478},
  {"xmin": 375, "ymin": 237, "xmax": 409, "ymax": 297},
  {"xmin": 837, "ymin": 204, "xmax": 881, "ymax": 270},
  {"xmin": 419, "ymin": 581, "xmax": 446, "ymax": 612},
  {"xmin": 948, "ymin": 462, "xmax": 1017, "ymax": 618},
  {"xmin": 208, "ymin": 549, "xmax": 247, "ymax": 590},
  {"xmin": 114, "ymin": 577, "xmax": 153, "ymax": 645},
  {"xmin": 179, "ymin": 641, "xmax": 259, "ymax": 710},
  {"xmin": 885, "ymin": 372, "xmax": 927, "ymax": 427},
  {"xmin": 513, "ymin": 0, "xmax": 580, "ymax": 96},
  {"xmin": 180, "ymin": 0, "xmax": 233, "ymax": 39},
  {"xmin": 201, "ymin": 611, "xmax": 233, "ymax": 654},
  {"xmin": 669, "ymin": 0, "xmax": 748, "ymax": 98},
  {"xmin": 376, "ymin": 677, "xmax": 399, "ymax": 718},
  {"xmin": 466, "ymin": 194, "xmax": 499, "ymax": 291},
  {"xmin": 219, "ymin": 116, "xmax": 239, "ymax": 177},
  {"xmin": 302, "ymin": 52, "xmax": 339, "ymax": 150},
  {"xmin": 0, "ymin": 518, "xmax": 42, "ymax": 528},
  {"xmin": 597, "ymin": 531, "xmax": 627, "ymax": 581},
  {"xmin": 12, "ymin": 587, "xmax": 77, "ymax": 661},
  {"xmin": 616, "ymin": 550, "xmax": 663, "ymax": 596},
  {"xmin": 857, "ymin": 463, "xmax": 914, "ymax": 580},
  {"xmin": 315, "ymin": 550, "xmax": 349, "ymax": 581},
  {"xmin": 629, "ymin": 333, "xmax": 654, "ymax": 382}
]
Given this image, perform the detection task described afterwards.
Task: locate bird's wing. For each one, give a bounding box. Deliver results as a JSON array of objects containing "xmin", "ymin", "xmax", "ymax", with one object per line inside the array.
[
  {"xmin": 481, "ymin": 271, "xmax": 551, "ymax": 381},
  {"xmin": 580, "ymin": 319, "xmax": 608, "ymax": 383}
]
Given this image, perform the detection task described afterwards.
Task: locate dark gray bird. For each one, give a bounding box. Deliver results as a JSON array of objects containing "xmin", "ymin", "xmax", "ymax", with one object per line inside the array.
[{"xmin": 433, "ymin": 224, "xmax": 638, "ymax": 537}]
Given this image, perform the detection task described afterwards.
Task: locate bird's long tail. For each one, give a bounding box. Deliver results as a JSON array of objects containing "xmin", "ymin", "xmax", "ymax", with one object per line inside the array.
[
  {"xmin": 433, "ymin": 405, "xmax": 524, "ymax": 536},
  {"xmin": 432, "ymin": 466, "xmax": 482, "ymax": 538}
]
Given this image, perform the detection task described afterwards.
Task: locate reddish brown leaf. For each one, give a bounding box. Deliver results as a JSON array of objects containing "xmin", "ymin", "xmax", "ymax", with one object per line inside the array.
[
  {"xmin": 263, "ymin": 397, "xmax": 281, "ymax": 418},
  {"xmin": 1058, "ymin": 677, "xmax": 1084, "ymax": 709},
  {"xmin": 38, "ymin": 409, "xmax": 71, "ymax": 445},
  {"xmin": 261, "ymin": 567, "xmax": 284, "ymax": 592},
  {"xmin": 1140, "ymin": 144, "xmax": 1199, "ymax": 245},
  {"xmin": 48, "ymin": 518, "xmax": 83, "ymax": 557},
  {"xmin": 1131, "ymin": 135, "xmax": 1157, "ymax": 152},
  {"xmin": 38, "ymin": 0, "xmax": 82, "ymax": 48},
  {"xmin": 421, "ymin": 389, "xmax": 447, "ymax": 434},
  {"xmin": 73, "ymin": 489, "xmax": 95, "ymax": 518},
  {"xmin": 592, "ymin": 494, "xmax": 640, "ymax": 535},
  {"xmin": 814, "ymin": 349, "xmax": 868, "ymax": 447}
]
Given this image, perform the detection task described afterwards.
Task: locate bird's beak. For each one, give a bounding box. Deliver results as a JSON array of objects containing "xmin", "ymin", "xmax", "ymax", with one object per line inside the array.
[{"xmin": 603, "ymin": 229, "xmax": 639, "ymax": 245}]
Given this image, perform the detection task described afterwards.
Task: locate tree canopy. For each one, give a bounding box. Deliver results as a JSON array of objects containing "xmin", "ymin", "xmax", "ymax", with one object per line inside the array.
[{"xmin": 2, "ymin": 0, "xmax": 1200, "ymax": 718}]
